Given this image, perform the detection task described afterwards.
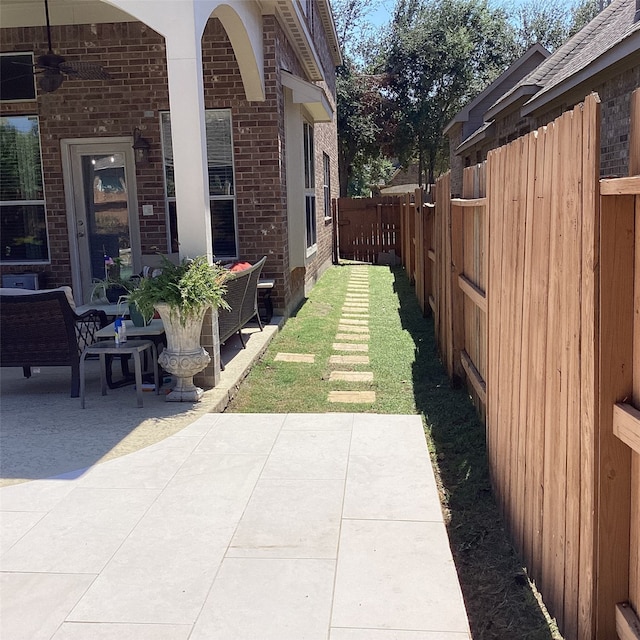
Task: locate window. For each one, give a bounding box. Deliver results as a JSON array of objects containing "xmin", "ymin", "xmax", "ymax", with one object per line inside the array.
[
  {"xmin": 0, "ymin": 53, "xmax": 36, "ymax": 102},
  {"xmin": 323, "ymin": 152, "xmax": 331, "ymax": 221},
  {"xmin": 161, "ymin": 110, "xmax": 237, "ymax": 258},
  {"xmin": 0, "ymin": 115, "xmax": 49, "ymax": 262},
  {"xmin": 303, "ymin": 122, "xmax": 316, "ymax": 250}
]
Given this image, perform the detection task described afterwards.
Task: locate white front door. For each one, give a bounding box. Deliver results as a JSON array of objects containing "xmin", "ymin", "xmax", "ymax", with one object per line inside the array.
[{"xmin": 61, "ymin": 138, "xmax": 141, "ymax": 304}]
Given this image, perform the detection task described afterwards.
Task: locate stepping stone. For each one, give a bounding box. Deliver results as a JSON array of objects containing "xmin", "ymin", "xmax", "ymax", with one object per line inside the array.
[
  {"xmin": 329, "ymin": 371, "xmax": 374, "ymax": 382},
  {"xmin": 342, "ymin": 308, "xmax": 369, "ymax": 313},
  {"xmin": 337, "ymin": 325, "xmax": 370, "ymax": 334},
  {"xmin": 342, "ymin": 314, "xmax": 370, "ymax": 319},
  {"xmin": 335, "ymin": 333, "xmax": 369, "ymax": 341},
  {"xmin": 345, "ymin": 294, "xmax": 369, "ymax": 299},
  {"xmin": 333, "ymin": 343, "xmax": 369, "ymax": 352},
  {"xmin": 340, "ymin": 318, "xmax": 368, "ymax": 325},
  {"xmin": 329, "ymin": 355, "xmax": 370, "ymax": 364},
  {"xmin": 328, "ymin": 391, "xmax": 376, "ymax": 403},
  {"xmin": 274, "ymin": 353, "xmax": 315, "ymax": 363},
  {"xmin": 343, "ymin": 303, "xmax": 369, "ymax": 308}
]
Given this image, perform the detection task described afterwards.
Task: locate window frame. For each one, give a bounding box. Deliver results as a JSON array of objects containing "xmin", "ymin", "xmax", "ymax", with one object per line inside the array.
[
  {"xmin": 303, "ymin": 120, "xmax": 317, "ymax": 253},
  {"xmin": 322, "ymin": 152, "xmax": 331, "ymax": 222},
  {"xmin": 0, "ymin": 52, "xmax": 36, "ymax": 102},
  {"xmin": 0, "ymin": 114, "xmax": 50, "ymax": 264},
  {"xmin": 160, "ymin": 109, "xmax": 239, "ymax": 260}
]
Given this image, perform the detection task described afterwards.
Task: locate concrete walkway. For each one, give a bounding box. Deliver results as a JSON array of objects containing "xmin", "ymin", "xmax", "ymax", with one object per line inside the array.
[{"xmin": 1, "ymin": 412, "xmax": 471, "ymax": 639}]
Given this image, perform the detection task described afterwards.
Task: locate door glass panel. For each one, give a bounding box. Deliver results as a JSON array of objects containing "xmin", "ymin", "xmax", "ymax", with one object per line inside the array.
[{"xmin": 81, "ymin": 153, "xmax": 132, "ymax": 282}]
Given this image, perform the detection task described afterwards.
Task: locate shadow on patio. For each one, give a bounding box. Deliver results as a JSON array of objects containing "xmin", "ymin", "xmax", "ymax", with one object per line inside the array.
[{"xmin": 0, "ymin": 319, "xmax": 281, "ymax": 486}]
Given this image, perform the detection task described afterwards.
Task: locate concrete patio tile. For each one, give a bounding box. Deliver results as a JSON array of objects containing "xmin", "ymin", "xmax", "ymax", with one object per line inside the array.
[
  {"xmin": 261, "ymin": 430, "xmax": 351, "ymax": 480},
  {"xmin": 0, "ymin": 572, "xmax": 95, "ymax": 640},
  {"xmin": 190, "ymin": 558, "xmax": 335, "ymax": 640},
  {"xmin": 194, "ymin": 421, "xmax": 282, "ymax": 455},
  {"xmin": 78, "ymin": 439, "xmax": 199, "ymax": 489},
  {"xmin": 329, "ymin": 371, "xmax": 374, "ymax": 382},
  {"xmin": 68, "ymin": 454, "xmax": 265, "ymax": 624},
  {"xmin": 351, "ymin": 414, "xmax": 429, "ymax": 459},
  {"xmin": 333, "ymin": 343, "xmax": 369, "ymax": 352},
  {"xmin": 281, "ymin": 413, "xmax": 354, "ymax": 431},
  {"xmin": 331, "ymin": 520, "xmax": 470, "ymax": 634},
  {"xmin": 328, "ymin": 391, "xmax": 376, "ymax": 404},
  {"xmin": 343, "ymin": 454, "xmax": 442, "ymax": 521},
  {"xmin": 329, "ymin": 355, "xmax": 370, "ymax": 365},
  {"xmin": 274, "ymin": 352, "xmax": 316, "ymax": 363},
  {"xmin": 170, "ymin": 412, "xmax": 223, "ymax": 437},
  {"xmin": 227, "ymin": 478, "xmax": 344, "ymax": 558},
  {"xmin": 52, "ymin": 623, "xmax": 192, "ymax": 640},
  {"xmin": 0, "ymin": 511, "xmax": 45, "ymax": 554},
  {"xmin": 335, "ymin": 333, "xmax": 369, "ymax": 341},
  {"xmin": 330, "ymin": 630, "xmax": 470, "ymax": 639},
  {"xmin": 214, "ymin": 413, "xmax": 288, "ymax": 430},
  {"xmin": 0, "ymin": 479, "xmax": 78, "ymax": 512},
  {"xmin": 0, "ymin": 487, "xmax": 159, "ymax": 574}
]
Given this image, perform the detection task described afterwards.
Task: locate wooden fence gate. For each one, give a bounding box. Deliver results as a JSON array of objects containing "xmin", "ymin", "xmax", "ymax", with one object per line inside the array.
[{"xmin": 336, "ymin": 196, "xmax": 402, "ymax": 263}]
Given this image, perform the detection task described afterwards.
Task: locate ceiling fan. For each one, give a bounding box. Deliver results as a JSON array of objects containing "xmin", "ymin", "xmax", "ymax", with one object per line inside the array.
[{"xmin": 18, "ymin": 0, "xmax": 111, "ymax": 93}]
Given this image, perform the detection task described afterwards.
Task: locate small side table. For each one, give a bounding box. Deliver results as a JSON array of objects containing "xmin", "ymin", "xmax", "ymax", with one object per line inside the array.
[
  {"xmin": 95, "ymin": 319, "xmax": 166, "ymax": 388},
  {"xmin": 80, "ymin": 339, "xmax": 159, "ymax": 408}
]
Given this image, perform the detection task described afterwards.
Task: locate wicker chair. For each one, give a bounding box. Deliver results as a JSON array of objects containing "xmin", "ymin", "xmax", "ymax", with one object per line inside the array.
[
  {"xmin": 0, "ymin": 289, "xmax": 108, "ymax": 397},
  {"xmin": 217, "ymin": 257, "xmax": 267, "ymax": 366}
]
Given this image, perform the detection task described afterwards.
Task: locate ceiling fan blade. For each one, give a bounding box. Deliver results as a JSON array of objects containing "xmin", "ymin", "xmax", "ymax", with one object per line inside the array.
[{"xmin": 59, "ymin": 61, "xmax": 111, "ymax": 80}]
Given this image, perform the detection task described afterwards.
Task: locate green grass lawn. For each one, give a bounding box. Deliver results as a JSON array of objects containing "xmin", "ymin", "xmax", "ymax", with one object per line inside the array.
[
  {"xmin": 228, "ymin": 263, "xmax": 562, "ymax": 640},
  {"xmin": 229, "ymin": 264, "xmax": 419, "ymax": 414}
]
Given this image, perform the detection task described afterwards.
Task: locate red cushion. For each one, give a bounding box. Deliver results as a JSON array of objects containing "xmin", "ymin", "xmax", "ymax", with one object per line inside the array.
[{"xmin": 230, "ymin": 261, "xmax": 252, "ymax": 272}]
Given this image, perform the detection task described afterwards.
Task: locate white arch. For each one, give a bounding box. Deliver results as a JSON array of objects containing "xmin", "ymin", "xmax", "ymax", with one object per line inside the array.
[
  {"xmin": 213, "ymin": 3, "xmax": 264, "ymax": 102},
  {"xmin": 101, "ymin": 0, "xmax": 264, "ymax": 101}
]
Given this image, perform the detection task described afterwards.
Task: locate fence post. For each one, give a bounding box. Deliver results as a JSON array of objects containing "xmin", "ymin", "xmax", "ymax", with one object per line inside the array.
[{"xmin": 450, "ymin": 199, "xmax": 465, "ymax": 382}]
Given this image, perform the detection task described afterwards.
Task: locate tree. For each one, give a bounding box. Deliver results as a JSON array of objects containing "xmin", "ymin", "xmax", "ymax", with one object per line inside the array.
[
  {"xmin": 506, "ymin": 0, "xmax": 608, "ymax": 56},
  {"xmin": 333, "ymin": 0, "xmax": 392, "ymax": 196},
  {"xmin": 382, "ymin": 0, "xmax": 513, "ymax": 185}
]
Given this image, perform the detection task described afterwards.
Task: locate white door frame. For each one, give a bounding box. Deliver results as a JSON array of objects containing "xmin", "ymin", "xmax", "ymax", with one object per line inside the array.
[{"xmin": 61, "ymin": 137, "xmax": 141, "ymax": 305}]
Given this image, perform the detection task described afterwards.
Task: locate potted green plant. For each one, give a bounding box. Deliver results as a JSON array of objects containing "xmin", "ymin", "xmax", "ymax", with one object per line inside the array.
[
  {"xmin": 127, "ymin": 255, "xmax": 229, "ymax": 402},
  {"xmin": 91, "ymin": 256, "xmax": 136, "ymax": 304}
]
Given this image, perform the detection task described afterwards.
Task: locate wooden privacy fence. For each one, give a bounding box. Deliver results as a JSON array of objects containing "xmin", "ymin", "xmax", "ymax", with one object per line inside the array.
[
  {"xmin": 407, "ymin": 92, "xmax": 640, "ymax": 640},
  {"xmin": 336, "ymin": 196, "xmax": 403, "ymax": 264}
]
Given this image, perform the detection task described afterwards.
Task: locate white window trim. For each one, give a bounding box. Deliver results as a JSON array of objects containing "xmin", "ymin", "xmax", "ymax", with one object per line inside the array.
[
  {"xmin": 0, "ymin": 114, "xmax": 50, "ymax": 264},
  {"xmin": 160, "ymin": 109, "xmax": 239, "ymax": 260}
]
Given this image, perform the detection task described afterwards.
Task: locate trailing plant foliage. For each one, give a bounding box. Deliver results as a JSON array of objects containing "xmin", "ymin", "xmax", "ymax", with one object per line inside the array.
[{"xmin": 128, "ymin": 255, "xmax": 230, "ymax": 325}]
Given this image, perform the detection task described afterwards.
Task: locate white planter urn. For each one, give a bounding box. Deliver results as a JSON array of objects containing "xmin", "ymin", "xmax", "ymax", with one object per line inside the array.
[{"xmin": 155, "ymin": 302, "xmax": 211, "ymax": 402}]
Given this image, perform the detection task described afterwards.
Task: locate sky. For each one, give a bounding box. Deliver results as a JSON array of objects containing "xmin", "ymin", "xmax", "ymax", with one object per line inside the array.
[{"xmin": 365, "ymin": 0, "xmax": 549, "ymax": 29}]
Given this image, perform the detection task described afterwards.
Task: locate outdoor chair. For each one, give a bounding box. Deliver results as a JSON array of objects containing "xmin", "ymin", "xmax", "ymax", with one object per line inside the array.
[
  {"xmin": 0, "ymin": 289, "xmax": 108, "ymax": 397},
  {"xmin": 218, "ymin": 257, "xmax": 267, "ymax": 368}
]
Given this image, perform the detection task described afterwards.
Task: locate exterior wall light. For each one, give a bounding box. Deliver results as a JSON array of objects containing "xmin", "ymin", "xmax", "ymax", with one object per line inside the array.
[{"xmin": 132, "ymin": 128, "xmax": 151, "ymax": 165}]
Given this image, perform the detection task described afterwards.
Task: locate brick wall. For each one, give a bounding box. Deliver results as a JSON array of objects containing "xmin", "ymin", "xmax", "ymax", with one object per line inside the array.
[{"xmin": 0, "ymin": 13, "xmax": 339, "ymax": 315}]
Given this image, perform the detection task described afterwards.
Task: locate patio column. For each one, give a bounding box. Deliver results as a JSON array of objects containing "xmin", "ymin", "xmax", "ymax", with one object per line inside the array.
[{"xmin": 101, "ymin": 0, "xmax": 265, "ymax": 389}]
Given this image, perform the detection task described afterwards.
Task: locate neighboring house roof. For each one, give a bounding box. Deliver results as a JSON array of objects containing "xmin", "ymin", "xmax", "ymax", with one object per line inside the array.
[
  {"xmin": 444, "ymin": 43, "xmax": 549, "ymax": 137},
  {"xmin": 486, "ymin": 0, "xmax": 640, "ymax": 119}
]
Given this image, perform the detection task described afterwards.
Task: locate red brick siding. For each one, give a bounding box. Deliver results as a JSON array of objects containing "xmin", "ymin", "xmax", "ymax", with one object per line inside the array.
[{"xmin": 0, "ymin": 14, "xmax": 339, "ymax": 315}]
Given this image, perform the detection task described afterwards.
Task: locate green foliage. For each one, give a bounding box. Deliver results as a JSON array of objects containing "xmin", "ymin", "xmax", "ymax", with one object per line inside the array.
[
  {"xmin": 337, "ymin": 58, "xmax": 388, "ymax": 196},
  {"xmin": 383, "ymin": 0, "xmax": 513, "ymax": 184},
  {"xmin": 348, "ymin": 156, "xmax": 394, "ymax": 197},
  {"xmin": 127, "ymin": 256, "xmax": 230, "ymax": 324}
]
